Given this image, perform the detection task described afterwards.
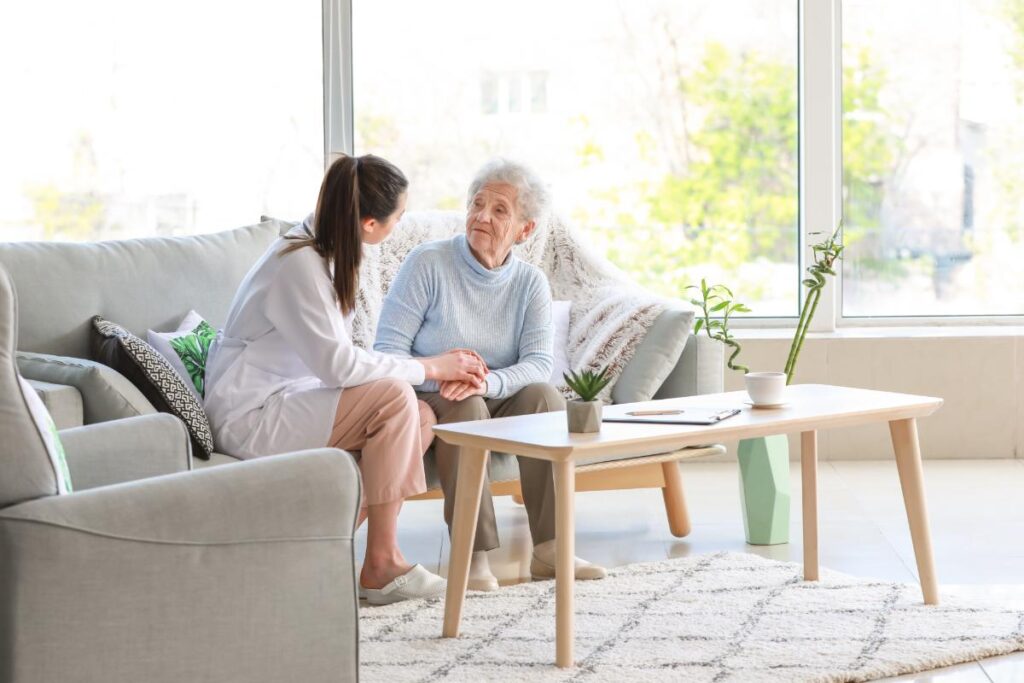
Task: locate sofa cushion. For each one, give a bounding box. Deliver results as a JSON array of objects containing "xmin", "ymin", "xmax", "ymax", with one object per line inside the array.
[
  {"xmin": 91, "ymin": 316, "xmax": 214, "ymax": 460},
  {"xmin": 0, "ymin": 220, "xmax": 284, "ymax": 359},
  {"xmin": 192, "ymin": 452, "xmax": 243, "ymax": 469},
  {"xmin": 654, "ymin": 332, "xmax": 725, "ymax": 399},
  {"xmin": 147, "ymin": 310, "xmax": 216, "ymax": 400},
  {"xmin": 611, "ymin": 307, "xmax": 692, "ymax": 404},
  {"xmin": 548, "ymin": 300, "xmax": 572, "ymax": 383},
  {"xmin": 17, "ymin": 351, "xmax": 156, "ymax": 423},
  {"xmin": 18, "ymin": 376, "xmax": 74, "ymax": 494},
  {"xmin": 27, "ymin": 379, "xmax": 84, "ymax": 429}
]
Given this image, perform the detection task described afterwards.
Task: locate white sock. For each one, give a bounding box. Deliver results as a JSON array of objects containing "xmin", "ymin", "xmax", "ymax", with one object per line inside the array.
[{"xmin": 470, "ymin": 550, "xmax": 496, "ymax": 581}]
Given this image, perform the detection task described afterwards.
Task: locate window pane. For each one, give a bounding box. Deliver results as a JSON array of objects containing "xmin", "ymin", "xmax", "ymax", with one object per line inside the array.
[
  {"xmin": 0, "ymin": 2, "xmax": 323, "ymax": 241},
  {"xmin": 354, "ymin": 1, "xmax": 799, "ymax": 315},
  {"xmin": 842, "ymin": 0, "xmax": 1024, "ymax": 316}
]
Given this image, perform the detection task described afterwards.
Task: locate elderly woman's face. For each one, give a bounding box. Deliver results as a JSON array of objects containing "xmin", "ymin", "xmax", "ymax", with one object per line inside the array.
[{"xmin": 465, "ymin": 182, "xmax": 534, "ymax": 268}]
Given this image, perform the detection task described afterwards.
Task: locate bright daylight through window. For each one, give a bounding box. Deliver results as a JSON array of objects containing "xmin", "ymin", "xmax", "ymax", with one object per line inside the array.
[
  {"xmin": 842, "ymin": 0, "xmax": 1024, "ymax": 316},
  {"xmin": 9, "ymin": 1, "xmax": 1024, "ymax": 322},
  {"xmin": 353, "ymin": 0, "xmax": 800, "ymax": 317},
  {"xmin": 0, "ymin": 1, "xmax": 323, "ymax": 241}
]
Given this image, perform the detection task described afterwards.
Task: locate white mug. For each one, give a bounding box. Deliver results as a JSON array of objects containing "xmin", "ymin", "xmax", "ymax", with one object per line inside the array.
[{"xmin": 745, "ymin": 371, "xmax": 787, "ymax": 405}]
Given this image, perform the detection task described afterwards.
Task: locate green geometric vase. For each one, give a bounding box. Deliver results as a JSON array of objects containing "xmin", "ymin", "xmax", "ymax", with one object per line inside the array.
[{"xmin": 737, "ymin": 435, "xmax": 791, "ymax": 545}]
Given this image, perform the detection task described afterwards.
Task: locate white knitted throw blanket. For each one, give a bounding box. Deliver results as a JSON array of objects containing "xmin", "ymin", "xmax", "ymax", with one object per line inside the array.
[{"xmin": 351, "ymin": 210, "xmax": 688, "ymax": 402}]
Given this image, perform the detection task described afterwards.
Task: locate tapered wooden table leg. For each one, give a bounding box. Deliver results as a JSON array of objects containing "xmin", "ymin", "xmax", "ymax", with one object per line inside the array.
[
  {"xmin": 661, "ymin": 461, "xmax": 692, "ymax": 537},
  {"xmin": 889, "ymin": 418, "xmax": 939, "ymax": 605},
  {"xmin": 442, "ymin": 447, "xmax": 489, "ymax": 638},
  {"xmin": 553, "ymin": 460, "xmax": 576, "ymax": 668},
  {"xmin": 801, "ymin": 430, "xmax": 819, "ymax": 581}
]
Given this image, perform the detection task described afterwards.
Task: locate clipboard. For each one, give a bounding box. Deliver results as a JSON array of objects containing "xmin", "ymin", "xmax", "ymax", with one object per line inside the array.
[{"xmin": 602, "ymin": 406, "xmax": 741, "ymax": 426}]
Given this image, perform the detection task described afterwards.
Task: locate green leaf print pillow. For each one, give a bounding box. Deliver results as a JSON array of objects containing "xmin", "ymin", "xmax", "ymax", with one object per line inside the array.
[{"xmin": 147, "ymin": 311, "xmax": 217, "ymax": 400}]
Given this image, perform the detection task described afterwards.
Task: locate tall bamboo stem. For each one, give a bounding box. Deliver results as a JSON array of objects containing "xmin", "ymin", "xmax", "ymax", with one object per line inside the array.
[
  {"xmin": 786, "ymin": 287, "xmax": 821, "ymax": 384},
  {"xmin": 784, "ymin": 288, "xmax": 813, "ymax": 378}
]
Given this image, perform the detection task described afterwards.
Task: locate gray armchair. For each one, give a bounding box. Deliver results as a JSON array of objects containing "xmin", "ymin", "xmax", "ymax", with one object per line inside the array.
[{"xmin": 0, "ymin": 265, "xmax": 362, "ymax": 683}]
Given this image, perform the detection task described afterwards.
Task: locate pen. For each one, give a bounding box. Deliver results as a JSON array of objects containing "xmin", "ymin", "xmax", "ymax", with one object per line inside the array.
[{"xmin": 626, "ymin": 409, "xmax": 685, "ymax": 416}]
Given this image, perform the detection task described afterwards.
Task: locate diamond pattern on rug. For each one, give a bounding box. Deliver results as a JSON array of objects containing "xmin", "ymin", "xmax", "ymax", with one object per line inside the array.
[{"xmin": 360, "ymin": 551, "xmax": 1024, "ymax": 682}]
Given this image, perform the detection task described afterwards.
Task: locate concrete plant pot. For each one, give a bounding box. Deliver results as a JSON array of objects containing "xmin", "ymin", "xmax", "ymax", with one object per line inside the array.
[{"xmin": 567, "ymin": 399, "xmax": 602, "ymax": 433}]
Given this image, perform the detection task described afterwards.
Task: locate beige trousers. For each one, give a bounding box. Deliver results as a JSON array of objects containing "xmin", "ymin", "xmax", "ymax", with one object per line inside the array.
[
  {"xmin": 328, "ymin": 378, "xmax": 435, "ymax": 508},
  {"xmin": 418, "ymin": 382, "xmax": 566, "ymax": 552}
]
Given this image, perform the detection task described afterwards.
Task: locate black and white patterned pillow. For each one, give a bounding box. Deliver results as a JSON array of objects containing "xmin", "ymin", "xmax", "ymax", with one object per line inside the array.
[{"xmin": 90, "ymin": 316, "xmax": 214, "ymax": 459}]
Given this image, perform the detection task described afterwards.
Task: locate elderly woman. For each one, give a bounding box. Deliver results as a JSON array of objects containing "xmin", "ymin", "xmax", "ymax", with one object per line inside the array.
[{"xmin": 374, "ymin": 158, "xmax": 606, "ymax": 591}]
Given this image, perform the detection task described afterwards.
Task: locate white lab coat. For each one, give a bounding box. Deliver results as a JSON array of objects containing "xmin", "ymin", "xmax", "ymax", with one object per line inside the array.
[{"xmin": 204, "ymin": 225, "xmax": 425, "ymax": 458}]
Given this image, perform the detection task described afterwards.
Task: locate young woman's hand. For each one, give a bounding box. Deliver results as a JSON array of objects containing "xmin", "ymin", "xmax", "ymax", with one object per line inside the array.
[
  {"xmin": 420, "ymin": 349, "xmax": 487, "ymax": 384},
  {"xmin": 439, "ymin": 379, "xmax": 487, "ymax": 402},
  {"xmin": 448, "ymin": 348, "xmax": 488, "ymax": 372}
]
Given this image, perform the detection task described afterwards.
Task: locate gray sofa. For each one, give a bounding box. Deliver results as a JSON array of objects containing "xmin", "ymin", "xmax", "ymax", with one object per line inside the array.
[
  {"xmin": 0, "ymin": 263, "xmax": 361, "ymax": 683},
  {"xmin": 0, "ymin": 218, "xmax": 723, "ymax": 482}
]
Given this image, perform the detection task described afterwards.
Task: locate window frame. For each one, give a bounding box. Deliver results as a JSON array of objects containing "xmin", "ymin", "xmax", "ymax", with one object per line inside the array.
[
  {"xmin": 326, "ymin": 0, "xmax": 1024, "ymax": 329},
  {"xmin": 323, "ymin": 0, "xmax": 353, "ymax": 162}
]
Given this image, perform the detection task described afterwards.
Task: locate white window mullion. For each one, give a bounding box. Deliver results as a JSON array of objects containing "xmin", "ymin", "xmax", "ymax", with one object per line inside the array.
[
  {"xmin": 323, "ymin": 0, "xmax": 353, "ymax": 163},
  {"xmin": 799, "ymin": 0, "xmax": 842, "ymax": 332}
]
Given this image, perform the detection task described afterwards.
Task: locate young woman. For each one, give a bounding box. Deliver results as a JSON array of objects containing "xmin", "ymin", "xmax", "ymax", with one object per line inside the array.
[{"xmin": 204, "ymin": 154, "xmax": 486, "ymax": 604}]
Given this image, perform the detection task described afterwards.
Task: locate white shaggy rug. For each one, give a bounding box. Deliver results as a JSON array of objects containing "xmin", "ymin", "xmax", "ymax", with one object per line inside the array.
[{"xmin": 360, "ymin": 551, "xmax": 1024, "ymax": 682}]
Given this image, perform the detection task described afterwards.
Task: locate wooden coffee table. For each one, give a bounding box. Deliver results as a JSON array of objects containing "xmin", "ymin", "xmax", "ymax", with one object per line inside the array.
[{"xmin": 433, "ymin": 384, "xmax": 943, "ymax": 668}]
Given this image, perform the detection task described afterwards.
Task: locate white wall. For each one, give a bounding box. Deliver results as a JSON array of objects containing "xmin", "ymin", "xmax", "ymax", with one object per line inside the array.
[{"xmin": 714, "ymin": 329, "xmax": 1023, "ymax": 460}]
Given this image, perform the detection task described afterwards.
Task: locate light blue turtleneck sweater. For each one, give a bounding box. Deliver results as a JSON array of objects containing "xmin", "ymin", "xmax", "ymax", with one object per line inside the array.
[{"xmin": 374, "ymin": 234, "xmax": 553, "ymax": 399}]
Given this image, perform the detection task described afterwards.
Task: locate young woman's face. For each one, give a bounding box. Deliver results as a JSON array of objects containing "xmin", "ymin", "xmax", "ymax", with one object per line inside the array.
[{"xmin": 361, "ymin": 191, "xmax": 408, "ymax": 245}]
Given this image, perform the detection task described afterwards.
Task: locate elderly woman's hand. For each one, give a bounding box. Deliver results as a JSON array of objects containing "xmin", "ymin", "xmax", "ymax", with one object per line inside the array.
[{"xmin": 439, "ymin": 379, "xmax": 487, "ymax": 402}]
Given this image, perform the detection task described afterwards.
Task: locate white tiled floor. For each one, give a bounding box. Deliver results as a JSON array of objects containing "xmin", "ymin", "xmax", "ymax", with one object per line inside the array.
[{"xmin": 355, "ymin": 459, "xmax": 1024, "ymax": 682}]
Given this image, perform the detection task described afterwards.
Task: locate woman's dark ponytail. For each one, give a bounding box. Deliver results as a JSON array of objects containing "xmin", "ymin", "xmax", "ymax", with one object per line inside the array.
[{"xmin": 283, "ymin": 154, "xmax": 408, "ymax": 314}]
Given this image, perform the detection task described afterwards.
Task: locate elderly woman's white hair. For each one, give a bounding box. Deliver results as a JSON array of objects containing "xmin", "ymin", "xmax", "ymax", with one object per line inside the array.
[{"xmin": 467, "ymin": 158, "xmax": 551, "ymax": 223}]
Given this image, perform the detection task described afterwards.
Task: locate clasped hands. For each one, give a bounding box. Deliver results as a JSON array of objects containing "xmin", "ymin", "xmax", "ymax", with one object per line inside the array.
[{"xmin": 439, "ymin": 348, "xmax": 488, "ymax": 401}]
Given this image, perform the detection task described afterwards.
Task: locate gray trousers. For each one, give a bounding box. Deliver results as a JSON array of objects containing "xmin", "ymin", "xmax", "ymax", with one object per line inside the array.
[{"xmin": 418, "ymin": 382, "xmax": 565, "ymax": 551}]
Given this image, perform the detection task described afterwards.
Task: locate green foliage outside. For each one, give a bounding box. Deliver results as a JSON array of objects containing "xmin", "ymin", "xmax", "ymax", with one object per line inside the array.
[
  {"xmin": 580, "ymin": 41, "xmax": 896, "ymax": 311},
  {"xmin": 26, "ymin": 130, "xmax": 108, "ymax": 240},
  {"xmin": 355, "ymin": 112, "xmax": 401, "ymax": 152},
  {"xmin": 1007, "ymin": 0, "xmax": 1024, "ymax": 99},
  {"xmin": 841, "ymin": 48, "xmax": 897, "ymax": 249},
  {"xmin": 26, "ymin": 184, "xmax": 106, "ymax": 241},
  {"xmin": 648, "ymin": 43, "xmax": 798, "ymax": 265},
  {"xmin": 996, "ymin": 0, "xmax": 1024, "ymax": 240}
]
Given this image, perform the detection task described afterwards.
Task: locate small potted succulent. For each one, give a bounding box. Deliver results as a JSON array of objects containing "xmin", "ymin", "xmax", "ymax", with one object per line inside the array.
[{"xmin": 563, "ymin": 367, "xmax": 613, "ymax": 433}]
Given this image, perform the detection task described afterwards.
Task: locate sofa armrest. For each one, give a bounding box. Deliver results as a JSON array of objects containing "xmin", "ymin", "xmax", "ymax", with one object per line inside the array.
[
  {"xmin": 654, "ymin": 333, "xmax": 725, "ymax": 398},
  {"xmin": 2, "ymin": 448, "xmax": 360, "ymax": 541},
  {"xmin": 16, "ymin": 351, "xmax": 155, "ymax": 423},
  {"xmin": 60, "ymin": 414, "xmax": 192, "ymax": 491},
  {"xmin": 0, "ymin": 449, "xmax": 361, "ymax": 683}
]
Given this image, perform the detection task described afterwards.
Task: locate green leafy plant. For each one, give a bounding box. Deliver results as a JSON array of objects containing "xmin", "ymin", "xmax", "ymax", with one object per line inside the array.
[
  {"xmin": 563, "ymin": 367, "xmax": 613, "ymax": 403},
  {"xmin": 783, "ymin": 223, "xmax": 844, "ymax": 384},
  {"xmin": 687, "ymin": 279, "xmax": 751, "ymax": 374},
  {"xmin": 169, "ymin": 321, "xmax": 217, "ymax": 397}
]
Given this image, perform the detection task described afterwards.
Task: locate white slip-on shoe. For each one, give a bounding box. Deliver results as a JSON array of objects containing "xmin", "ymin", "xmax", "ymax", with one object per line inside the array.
[
  {"xmin": 467, "ymin": 575, "xmax": 500, "ymax": 592},
  {"xmin": 530, "ymin": 553, "xmax": 608, "ymax": 581},
  {"xmin": 361, "ymin": 564, "xmax": 447, "ymax": 606},
  {"xmin": 467, "ymin": 550, "xmax": 500, "ymax": 592}
]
